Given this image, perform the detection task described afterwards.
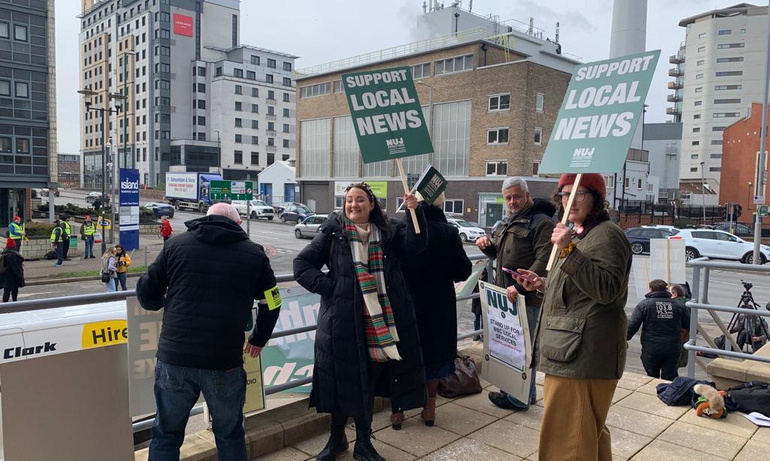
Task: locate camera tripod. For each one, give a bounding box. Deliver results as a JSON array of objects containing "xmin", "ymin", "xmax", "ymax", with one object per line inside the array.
[{"xmin": 725, "ymin": 281, "xmax": 770, "ymax": 353}]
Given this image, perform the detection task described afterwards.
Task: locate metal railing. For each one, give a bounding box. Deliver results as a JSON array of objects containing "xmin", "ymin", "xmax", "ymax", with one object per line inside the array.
[
  {"xmin": 685, "ymin": 257, "xmax": 770, "ymax": 378},
  {"xmin": 5, "ymin": 254, "xmax": 490, "ymax": 434}
]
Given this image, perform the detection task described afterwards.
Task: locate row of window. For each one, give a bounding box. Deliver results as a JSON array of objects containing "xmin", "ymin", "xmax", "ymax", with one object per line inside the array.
[
  {"xmin": 233, "ymin": 85, "xmax": 292, "ymax": 102},
  {"xmin": 231, "ymin": 151, "xmax": 289, "ymax": 166},
  {"xmin": 248, "ymin": 55, "xmax": 292, "ymax": 72},
  {"xmin": 0, "ymin": 80, "xmax": 28, "ymax": 98},
  {"xmin": 487, "ymin": 127, "xmax": 543, "ymax": 146},
  {"xmin": 0, "ymin": 22, "xmax": 28, "ymax": 42},
  {"xmin": 488, "ymin": 93, "xmax": 544, "ymax": 113},
  {"xmin": 693, "ymin": 98, "xmax": 742, "ymax": 106},
  {"xmin": 215, "ymin": 66, "xmax": 292, "ymax": 87}
]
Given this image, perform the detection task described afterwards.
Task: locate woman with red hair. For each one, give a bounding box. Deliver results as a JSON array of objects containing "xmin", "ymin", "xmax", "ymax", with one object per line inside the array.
[{"xmin": 1, "ymin": 238, "xmax": 25, "ymax": 302}]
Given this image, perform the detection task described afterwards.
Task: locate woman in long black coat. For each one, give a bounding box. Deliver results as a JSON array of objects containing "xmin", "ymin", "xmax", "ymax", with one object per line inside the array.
[
  {"xmin": 1, "ymin": 238, "xmax": 25, "ymax": 302},
  {"xmin": 293, "ymin": 183, "xmax": 427, "ymax": 461},
  {"xmin": 401, "ymin": 196, "xmax": 472, "ymax": 427}
]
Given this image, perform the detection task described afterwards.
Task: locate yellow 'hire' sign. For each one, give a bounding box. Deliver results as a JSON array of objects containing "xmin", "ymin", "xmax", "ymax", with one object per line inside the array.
[{"xmin": 81, "ymin": 320, "xmax": 129, "ymax": 349}]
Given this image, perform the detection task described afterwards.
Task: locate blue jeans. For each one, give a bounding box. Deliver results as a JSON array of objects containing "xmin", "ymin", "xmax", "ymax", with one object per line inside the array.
[
  {"xmin": 114, "ymin": 272, "xmax": 128, "ymax": 291},
  {"xmin": 505, "ymin": 304, "xmax": 540, "ymax": 408},
  {"xmin": 84, "ymin": 236, "xmax": 94, "ymax": 258},
  {"xmin": 105, "ymin": 279, "xmax": 116, "ymax": 292},
  {"xmin": 149, "ymin": 360, "xmax": 247, "ymax": 461}
]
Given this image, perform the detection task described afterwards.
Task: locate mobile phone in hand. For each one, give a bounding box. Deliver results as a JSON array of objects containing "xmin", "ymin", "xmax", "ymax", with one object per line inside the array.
[{"xmin": 501, "ymin": 267, "xmax": 536, "ymax": 284}]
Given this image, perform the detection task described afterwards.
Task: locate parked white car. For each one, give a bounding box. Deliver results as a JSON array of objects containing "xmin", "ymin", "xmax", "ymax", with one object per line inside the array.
[
  {"xmin": 669, "ymin": 228, "xmax": 770, "ymax": 264},
  {"xmin": 446, "ymin": 217, "xmax": 486, "ymax": 243},
  {"xmin": 232, "ymin": 200, "xmax": 275, "ymax": 220}
]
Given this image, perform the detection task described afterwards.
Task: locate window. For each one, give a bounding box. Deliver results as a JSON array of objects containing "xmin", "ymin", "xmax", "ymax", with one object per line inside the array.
[
  {"xmin": 716, "ymin": 57, "xmax": 743, "ymax": 63},
  {"xmin": 15, "ymin": 82, "xmax": 28, "ymax": 98},
  {"xmin": 266, "ymin": 74, "xmax": 273, "ymax": 84},
  {"xmin": 300, "ymin": 82, "xmax": 332, "ymax": 98},
  {"xmin": 0, "ymin": 137, "xmax": 11, "ymax": 153},
  {"xmin": 691, "ymin": 154, "xmax": 699, "ymax": 159},
  {"xmin": 0, "ymin": 22, "xmax": 8, "ymax": 38},
  {"xmin": 197, "ymin": 116, "xmax": 205, "ymax": 126},
  {"xmin": 698, "ymin": 32, "xmax": 707, "ymax": 38},
  {"xmin": 717, "ymin": 43, "xmax": 744, "ymax": 49},
  {"xmin": 714, "ymin": 98, "xmax": 741, "ymax": 104},
  {"xmin": 283, "ymin": 139, "xmax": 289, "ymax": 148},
  {"xmin": 267, "ymin": 122, "xmax": 275, "ymax": 131},
  {"xmin": 637, "ymin": 179, "xmax": 642, "ymax": 189},
  {"xmin": 267, "ymin": 137, "xmax": 275, "ymax": 146},
  {"xmin": 435, "ymin": 54, "xmax": 473, "ymax": 75},
  {"xmin": 715, "ymin": 84, "xmax": 742, "ymax": 90},
  {"xmin": 710, "ymin": 153, "xmax": 722, "ymax": 159},
  {"xmin": 0, "ymin": 80, "xmax": 9, "ymax": 96},
  {"xmin": 251, "ymin": 104, "xmax": 259, "ymax": 113},
  {"xmin": 234, "ymin": 150, "xmax": 243, "ymax": 164},
  {"xmin": 283, "ymin": 124, "xmax": 290, "ymax": 133},
  {"xmin": 412, "ymin": 63, "xmax": 430, "ymax": 79},
  {"xmin": 534, "ymin": 127, "xmax": 543, "ymax": 145},
  {"xmin": 235, "ymin": 118, "xmax": 242, "ymax": 128},
  {"xmin": 251, "ymin": 152, "xmax": 259, "ymax": 165},
  {"xmin": 696, "ymin": 60, "xmax": 704, "ymax": 66},
  {"xmin": 267, "ymin": 106, "xmax": 275, "ymax": 116},
  {"xmin": 267, "ymin": 153, "xmax": 275, "ymax": 165},
  {"xmin": 694, "ymin": 101, "xmax": 702, "ymax": 106},
  {"xmin": 697, "ymin": 46, "xmax": 705, "ymax": 52},
  {"xmin": 247, "ymin": 71, "xmax": 256, "ymax": 80},
  {"xmin": 197, "ymin": 99, "xmax": 206, "ymax": 109},
  {"xmin": 718, "ymin": 29, "xmax": 732, "ymax": 35},
  {"xmin": 692, "ymin": 141, "xmax": 699, "ymax": 146},
  {"xmin": 251, "ymin": 55, "xmax": 260, "ymax": 65},
  {"xmin": 252, "ymin": 88, "xmax": 259, "ymax": 97},
  {"xmin": 485, "ymin": 161, "xmax": 508, "ymax": 176},
  {"xmin": 709, "ymin": 167, "xmax": 721, "ymax": 172},
  {"xmin": 695, "ymin": 87, "xmax": 703, "ymax": 93},
  {"xmin": 283, "ymin": 108, "xmax": 290, "ymax": 117},
  {"xmin": 235, "ymin": 134, "xmax": 242, "ymax": 143},
  {"xmin": 14, "ymin": 25, "xmax": 27, "ymax": 42},
  {"xmin": 536, "ymin": 93, "xmax": 544, "ymax": 112},
  {"xmin": 198, "ymin": 66, "xmax": 206, "ymax": 76},
  {"xmin": 251, "ymin": 120, "xmax": 258, "ymax": 129},
  {"xmin": 283, "ymin": 77, "xmax": 292, "ymax": 87},
  {"xmin": 197, "ymin": 83, "xmax": 206, "ymax": 92},
  {"xmin": 696, "ymin": 73, "xmax": 703, "ymax": 80},
  {"xmin": 16, "ymin": 138, "xmax": 29, "ymax": 154},
  {"xmin": 267, "ymin": 90, "xmax": 275, "ymax": 100},
  {"xmin": 443, "ymin": 200, "xmax": 464, "ymax": 214},
  {"xmin": 235, "ymin": 101, "xmax": 242, "ymax": 111},
  {"xmin": 711, "ymin": 140, "xmax": 723, "ymax": 145},
  {"xmin": 487, "ymin": 128, "xmax": 509, "ymax": 145},
  {"xmin": 693, "ymin": 127, "xmax": 701, "ymax": 133},
  {"xmin": 712, "ymin": 126, "xmax": 726, "ymax": 131},
  {"xmin": 283, "ymin": 62, "xmax": 292, "ymax": 71},
  {"xmin": 216, "ymin": 67, "xmax": 222, "ymax": 77},
  {"xmin": 488, "ymin": 94, "xmax": 510, "ymax": 111},
  {"xmin": 267, "ymin": 58, "xmax": 276, "ymax": 68},
  {"xmin": 714, "ymin": 112, "xmax": 740, "ymax": 118},
  {"xmin": 333, "ymin": 80, "xmax": 343, "ymax": 93},
  {"xmin": 283, "ymin": 93, "xmax": 290, "ymax": 102},
  {"xmin": 235, "ymin": 84, "xmax": 242, "ymax": 95},
  {"xmin": 694, "ymin": 114, "xmax": 701, "ymax": 119},
  {"xmin": 233, "ymin": 68, "xmax": 243, "ymax": 78},
  {"xmin": 690, "ymin": 167, "xmax": 698, "ymax": 172}
]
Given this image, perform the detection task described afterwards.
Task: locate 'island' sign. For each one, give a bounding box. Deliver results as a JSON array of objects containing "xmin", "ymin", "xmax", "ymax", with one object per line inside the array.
[{"xmin": 539, "ymin": 50, "xmax": 660, "ymax": 174}]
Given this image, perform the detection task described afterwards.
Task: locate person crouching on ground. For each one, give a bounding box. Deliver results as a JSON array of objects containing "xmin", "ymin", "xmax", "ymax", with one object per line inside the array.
[
  {"xmin": 293, "ymin": 183, "xmax": 427, "ymax": 461},
  {"xmin": 514, "ymin": 173, "xmax": 632, "ymax": 461}
]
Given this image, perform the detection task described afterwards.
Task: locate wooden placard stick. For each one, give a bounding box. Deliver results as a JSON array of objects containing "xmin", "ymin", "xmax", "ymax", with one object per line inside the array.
[
  {"xmin": 546, "ymin": 173, "xmax": 583, "ymax": 271},
  {"xmin": 396, "ymin": 158, "xmax": 421, "ymax": 234}
]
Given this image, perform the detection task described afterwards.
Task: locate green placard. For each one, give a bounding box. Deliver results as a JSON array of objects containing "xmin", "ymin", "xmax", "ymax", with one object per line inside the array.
[
  {"xmin": 342, "ymin": 66, "xmax": 434, "ymax": 163},
  {"xmin": 413, "ymin": 165, "xmax": 447, "ymax": 205},
  {"xmin": 211, "ymin": 180, "xmax": 254, "ymax": 201},
  {"xmin": 539, "ymin": 50, "xmax": 660, "ymax": 174}
]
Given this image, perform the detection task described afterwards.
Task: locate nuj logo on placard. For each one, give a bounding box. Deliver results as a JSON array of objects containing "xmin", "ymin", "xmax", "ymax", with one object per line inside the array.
[
  {"xmin": 386, "ymin": 137, "xmax": 406, "ymax": 155},
  {"xmin": 570, "ymin": 147, "xmax": 595, "ymax": 167}
]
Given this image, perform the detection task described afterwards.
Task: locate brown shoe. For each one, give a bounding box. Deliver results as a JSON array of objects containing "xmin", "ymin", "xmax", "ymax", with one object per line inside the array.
[
  {"xmin": 390, "ymin": 412, "xmax": 404, "ymax": 430},
  {"xmin": 421, "ymin": 396, "xmax": 437, "ymax": 426}
]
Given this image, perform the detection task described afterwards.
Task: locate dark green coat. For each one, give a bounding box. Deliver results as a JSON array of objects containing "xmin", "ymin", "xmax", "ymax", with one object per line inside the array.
[
  {"xmin": 536, "ymin": 219, "xmax": 632, "ymax": 379},
  {"xmin": 481, "ymin": 199, "xmax": 555, "ymax": 307}
]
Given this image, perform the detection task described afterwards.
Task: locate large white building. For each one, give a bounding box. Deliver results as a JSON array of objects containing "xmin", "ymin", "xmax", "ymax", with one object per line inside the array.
[
  {"xmin": 671, "ymin": 3, "xmax": 769, "ymax": 196},
  {"xmin": 78, "ymin": 0, "xmax": 296, "ymax": 187}
]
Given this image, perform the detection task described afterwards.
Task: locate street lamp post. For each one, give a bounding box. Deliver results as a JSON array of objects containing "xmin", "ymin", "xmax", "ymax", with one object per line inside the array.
[
  {"xmin": 78, "ymin": 87, "xmax": 123, "ymax": 255},
  {"xmin": 214, "ymin": 129, "xmax": 221, "ymax": 173},
  {"xmin": 748, "ymin": 181, "xmax": 753, "ymax": 215},
  {"xmin": 700, "ymin": 161, "xmax": 706, "ymax": 223}
]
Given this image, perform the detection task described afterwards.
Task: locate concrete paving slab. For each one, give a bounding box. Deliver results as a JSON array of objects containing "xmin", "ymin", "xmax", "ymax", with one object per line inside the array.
[
  {"xmin": 502, "ymin": 403, "xmax": 544, "ymax": 432},
  {"xmin": 749, "ymin": 426, "xmax": 770, "ymax": 444},
  {"xmin": 677, "ymin": 409, "xmax": 758, "ymax": 438},
  {"xmin": 617, "ymin": 373, "xmax": 653, "ymax": 391},
  {"xmin": 420, "ymin": 437, "xmax": 524, "ymax": 461},
  {"xmin": 658, "ymin": 421, "xmax": 748, "ymax": 459},
  {"xmin": 429, "ymin": 401, "xmax": 497, "ymax": 436},
  {"xmin": 467, "ymin": 420, "xmax": 539, "ymax": 459},
  {"xmin": 606, "ymin": 405, "xmax": 676, "ymax": 438},
  {"xmin": 257, "ymin": 447, "xmax": 313, "ymax": 461},
  {"xmin": 615, "ymin": 392, "xmax": 690, "ymax": 420},
  {"xmin": 609, "ymin": 427, "xmax": 653, "ymax": 460},
  {"xmin": 612, "ymin": 386, "xmax": 634, "ymax": 404},
  {"xmin": 635, "ymin": 378, "xmax": 668, "ymax": 396},
  {"xmin": 629, "ymin": 439, "xmax": 730, "ymax": 461},
  {"xmin": 373, "ymin": 422, "xmax": 461, "ymax": 458},
  {"xmin": 734, "ymin": 439, "xmax": 770, "ymax": 461}
]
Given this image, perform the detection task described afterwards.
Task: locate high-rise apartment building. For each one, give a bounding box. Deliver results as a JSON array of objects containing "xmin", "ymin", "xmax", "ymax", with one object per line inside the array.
[
  {"xmin": 79, "ymin": 0, "xmax": 295, "ymax": 187},
  {"xmin": 0, "ymin": 0, "xmax": 56, "ymax": 226},
  {"xmin": 671, "ymin": 3, "xmax": 769, "ymax": 199}
]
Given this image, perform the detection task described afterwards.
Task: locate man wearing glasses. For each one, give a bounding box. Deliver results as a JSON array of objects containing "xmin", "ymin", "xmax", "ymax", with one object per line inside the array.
[{"xmin": 476, "ymin": 177, "xmax": 555, "ymax": 411}]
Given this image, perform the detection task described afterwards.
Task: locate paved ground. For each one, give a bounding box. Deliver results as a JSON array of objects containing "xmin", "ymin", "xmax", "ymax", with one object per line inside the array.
[{"xmin": 252, "ymin": 370, "xmax": 770, "ymax": 461}]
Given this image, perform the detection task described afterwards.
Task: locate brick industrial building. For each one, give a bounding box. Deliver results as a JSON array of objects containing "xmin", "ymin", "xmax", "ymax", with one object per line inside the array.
[
  {"xmin": 720, "ymin": 102, "xmax": 770, "ymax": 217},
  {"xmin": 295, "ymin": 31, "xmax": 574, "ymax": 227}
]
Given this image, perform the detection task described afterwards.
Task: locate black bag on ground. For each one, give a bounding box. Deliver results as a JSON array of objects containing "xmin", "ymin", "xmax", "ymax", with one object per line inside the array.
[
  {"xmin": 437, "ymin": 353, "xmax": 483, "ymax": 398},
  {"xmin": 43, "ymin": 250, "xmax": 57, "ymax": 260},
  {"xmin": 727, "ymin": 381, "xmax": 770, "ymax": 415}
]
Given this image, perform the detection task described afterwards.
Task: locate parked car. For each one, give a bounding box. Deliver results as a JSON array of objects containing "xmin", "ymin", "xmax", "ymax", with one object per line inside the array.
[
  {"xmin": 625, "ymin": 226, "xmax": 679, "ymax": 255},
  {"xmin": 279, "ymin": 203, "xmax": 314, "ymax": 223},
  {"xmin": 446, "ymin": 217, "xmax": 486, "ymax": 243},
  {"xmin": 669, "ymin": 228, "xmax": 770, "ymax": 264},
  {"xmin": 232, "ymin": 199, "xmax": 275, "ymax": 220},
  {"xmin": 85, "ymin": 191, "xmax": 110, "ymax": 204},
  {"xmin": 42, "ymin": 187, "xmax": 60, "ymax": 197},
  {"xmin": 709, "ymin": 222, "xmax": 752, "ymax": 237},
  {"xmin": 142, "ymin": 202, "xmax": 175, "ymax": 218},
  {"xmin": 294, "ymin": 215, "xmax": 327, "ymax": 239}
]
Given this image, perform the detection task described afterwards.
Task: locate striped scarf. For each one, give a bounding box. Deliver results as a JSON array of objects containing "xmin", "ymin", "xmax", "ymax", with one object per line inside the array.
[{"xmin": 345, "ymin": 218, "xmax": 402, "ymax": 362}]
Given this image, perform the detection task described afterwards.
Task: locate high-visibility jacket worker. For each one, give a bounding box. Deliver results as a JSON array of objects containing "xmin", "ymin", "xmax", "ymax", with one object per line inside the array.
[
  {"xmin": 50, "ymin": 225, "xmax": 62, "ymax": 243},
  {"xmin": 9, "ymin": 215, "xmax": 24, "ymax": 251}
]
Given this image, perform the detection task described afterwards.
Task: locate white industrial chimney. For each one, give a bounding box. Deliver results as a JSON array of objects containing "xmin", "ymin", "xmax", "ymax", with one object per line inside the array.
[{"xmin": 609, "ymin": 0, "xmax": 647, "ymax": 58}]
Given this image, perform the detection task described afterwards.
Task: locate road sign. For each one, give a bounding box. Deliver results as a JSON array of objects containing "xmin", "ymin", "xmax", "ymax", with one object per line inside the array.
[
  {"xmin": 758, "ymin": 205, "xmax": 769, "ymax": 217},
  {"xmin": 754, "ymin": 195, "xmax": 765, "ymax": 205},
  {"xmin": 539, "ymin": 50, "xmax": 661, "ymax": 174},
  {"xmin": 210, "ymin": 180, "xmax": 254, "ymax": 201},
  {"xmin": 98, "ymin": 218, "xmax": 112, "ymax": 230},
  {"xmin": 342, "ymin": 66, "xmax": 433, "ymax": 163}
]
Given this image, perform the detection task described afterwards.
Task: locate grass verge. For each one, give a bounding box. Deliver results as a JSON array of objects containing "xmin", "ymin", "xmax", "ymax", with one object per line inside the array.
[{"xmin": 50, "ymin": 265, "xmax": 148, "ymax": 279}]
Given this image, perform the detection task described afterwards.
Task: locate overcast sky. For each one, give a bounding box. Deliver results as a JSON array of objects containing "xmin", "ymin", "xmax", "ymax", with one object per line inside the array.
[{"xmin": 55, "ymin": 0, "xmax": 735, "ymax": 154}]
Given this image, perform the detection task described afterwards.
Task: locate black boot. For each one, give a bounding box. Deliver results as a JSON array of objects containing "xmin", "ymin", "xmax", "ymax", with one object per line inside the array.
[
  {"xmin": 317, "ymin": 417, "xmax": 348, "ymax": 461},
  {"xmin": 353, "ymin": 421, "xmax": 385, "ymax": 461}
]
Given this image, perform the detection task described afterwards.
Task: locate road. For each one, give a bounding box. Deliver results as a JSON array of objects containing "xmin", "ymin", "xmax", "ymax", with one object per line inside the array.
[{"xmin": 24, "ymin": 192, "xmax": 770, "ymax": 377}]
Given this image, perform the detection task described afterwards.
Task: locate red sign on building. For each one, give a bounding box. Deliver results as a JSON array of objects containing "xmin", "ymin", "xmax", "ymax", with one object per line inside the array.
[{"xmin": 173, "ymin": 14, "xmax": 193, "ymax": 37}]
